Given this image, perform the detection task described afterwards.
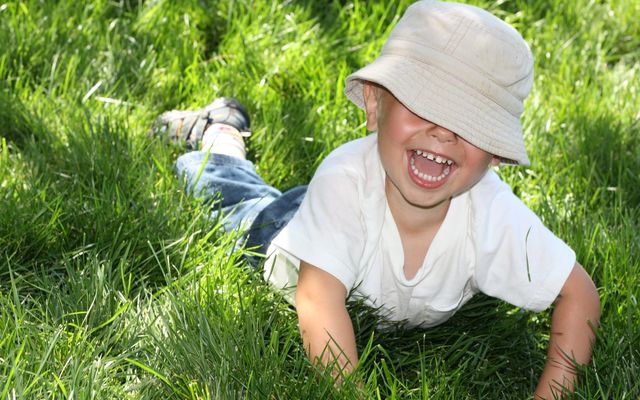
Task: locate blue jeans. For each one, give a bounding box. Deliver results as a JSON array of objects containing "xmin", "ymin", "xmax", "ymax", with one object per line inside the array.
[{"xmin": 175, "ymin": 151, "xmax": 306, "ymax": 265}]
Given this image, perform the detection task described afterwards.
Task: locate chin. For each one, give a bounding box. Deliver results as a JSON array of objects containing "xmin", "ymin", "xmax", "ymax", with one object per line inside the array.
[{"xmin": 402, "ymin": 189, "xmax": 450, "ymax": 210}]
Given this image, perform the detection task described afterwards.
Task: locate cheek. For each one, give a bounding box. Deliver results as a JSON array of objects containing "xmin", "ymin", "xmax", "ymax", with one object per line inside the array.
[
  {"xmin": 462, "ymin": 142, "xmax": 493, "ymax": 167},
  {"xmin": 378, "ymin": 118, "xmax": 415, "ymax": 148},
  {"xmin": 384, "ymin": 113, "xmax": 421, "ymax": 138},
  {"xmin": 378, "ymin": 131, "xmax": 409, "ymax": 162},
  {"xmin": 377, "ymin": 139, "xmax": 405, "ymax": 173}
]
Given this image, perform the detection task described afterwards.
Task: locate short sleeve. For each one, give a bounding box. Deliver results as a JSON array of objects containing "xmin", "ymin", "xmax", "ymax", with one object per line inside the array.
[
  {"xmin": 472, "ymin": 188, "xmax": 576, "ymax": 312},
  {"xmin": 270, "ymin": 169, "xmax": 366, "ymax": 292}
]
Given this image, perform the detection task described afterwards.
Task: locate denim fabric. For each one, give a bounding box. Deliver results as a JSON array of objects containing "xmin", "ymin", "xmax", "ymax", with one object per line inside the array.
[{"xmin": 175, "ymin": 151, "xmax": 306, "ymax": 264}]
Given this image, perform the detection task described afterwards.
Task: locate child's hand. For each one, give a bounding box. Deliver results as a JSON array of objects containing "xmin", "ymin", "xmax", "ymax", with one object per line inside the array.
[
  {"xmin": 296, "ymin": 260, "xmax": 358, "ymax": 380},
  {"xmin": 534, "ymin": 262, "xmax": 600, "ymax": 399}
]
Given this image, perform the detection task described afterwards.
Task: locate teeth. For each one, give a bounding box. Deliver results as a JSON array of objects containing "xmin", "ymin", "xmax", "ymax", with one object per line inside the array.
[
  {"xmin": 410, "ymin": 157, "xmax": 452, "ymax": 182},
  {"xmin": 413, "ymin": 149, "xmax": 452, "ymax": 165}
]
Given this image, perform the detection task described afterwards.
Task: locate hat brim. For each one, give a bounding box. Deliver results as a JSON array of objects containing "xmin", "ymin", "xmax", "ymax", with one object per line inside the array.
[{"xmin": 345, "ymin": 54, "xmax": 530, "ymax": 166}]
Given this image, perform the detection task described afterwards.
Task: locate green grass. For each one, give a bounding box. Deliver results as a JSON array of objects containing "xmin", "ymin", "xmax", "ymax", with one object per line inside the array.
[{"xmin": 1, "ymin": 0, "xmax": 638, "ymax": 398}]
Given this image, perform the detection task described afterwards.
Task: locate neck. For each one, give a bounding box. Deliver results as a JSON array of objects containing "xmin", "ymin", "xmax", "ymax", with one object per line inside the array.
[{"xmin": 385, "ymin": 180, "xmax": 450, "ymax": 234}]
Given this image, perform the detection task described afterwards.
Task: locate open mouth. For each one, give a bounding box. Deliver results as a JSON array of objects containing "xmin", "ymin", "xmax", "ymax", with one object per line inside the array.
[{"xmin": 408, "ymin": 149, "xmax": 455, "ymax": 188}]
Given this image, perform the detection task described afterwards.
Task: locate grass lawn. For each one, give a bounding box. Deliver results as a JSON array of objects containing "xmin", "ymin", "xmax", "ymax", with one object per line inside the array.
[{"xmin": 1, "ymin": 0, "xmax": 639, "ymax": 398}]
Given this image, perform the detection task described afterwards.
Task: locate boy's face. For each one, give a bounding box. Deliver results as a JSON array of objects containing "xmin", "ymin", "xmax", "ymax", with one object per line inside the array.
[{"xmin": 364, "ymin": 83, "xmax": 499, "ymax": 210}]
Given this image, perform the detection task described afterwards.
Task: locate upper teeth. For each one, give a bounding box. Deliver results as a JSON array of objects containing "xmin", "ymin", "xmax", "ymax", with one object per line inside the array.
[{"xmin": 415, "ymin": 150, "xmax": 453, "ymax": 165}]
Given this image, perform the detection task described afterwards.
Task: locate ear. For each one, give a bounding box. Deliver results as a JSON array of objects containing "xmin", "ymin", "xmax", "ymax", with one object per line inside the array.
[
  {"xmin": 363, "ymin": 82, "xmax": 379, "ymax": 131},
  {"xmin": 490, "ymin": 156, "xmax": 501, "ymax": 166}
]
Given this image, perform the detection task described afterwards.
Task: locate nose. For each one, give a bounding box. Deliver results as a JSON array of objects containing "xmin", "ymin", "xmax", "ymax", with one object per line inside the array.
[{"xmin": 427, "ymin": 123, "xmax": 457, "ymax": 143}]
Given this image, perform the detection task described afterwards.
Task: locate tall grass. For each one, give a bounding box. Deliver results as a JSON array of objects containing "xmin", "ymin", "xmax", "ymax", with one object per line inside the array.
[{"xmin": 1, "ymin": 0, "xmax": 638, "ymax": 398}]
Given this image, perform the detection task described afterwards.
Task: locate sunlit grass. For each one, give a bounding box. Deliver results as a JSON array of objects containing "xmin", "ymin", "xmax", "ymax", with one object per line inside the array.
[{"xmin": 1, "ymin": 0, "xmax": 638, "ymax": 398}]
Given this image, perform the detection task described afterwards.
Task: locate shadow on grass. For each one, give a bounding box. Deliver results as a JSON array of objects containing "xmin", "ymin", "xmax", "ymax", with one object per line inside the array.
[
  {"xmin": 348, "ymin": 294, "xmax": 545, "ymax": 398},
  {"xmin": 0, "ymin": 87, "xmax": 51, "ymax": 151},
  {"xmin": 568, "ymin": 113, "xmax": 640, "ymax": 207},
  {"xmin": 0, "ymin": 86, "xmax": 221, "ymax": 289}
]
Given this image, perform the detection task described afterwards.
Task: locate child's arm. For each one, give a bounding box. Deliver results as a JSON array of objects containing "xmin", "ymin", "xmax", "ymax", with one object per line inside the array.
[
  {"xmin": 534, "ymin": 262, "xmax": 600, "ymax": 399},
  {"xmin": 296, "ymin": 260, "xmax": 358, "ymax": 379}
]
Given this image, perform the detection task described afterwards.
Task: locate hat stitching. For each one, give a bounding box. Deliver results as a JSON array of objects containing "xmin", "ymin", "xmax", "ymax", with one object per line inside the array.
[
  {"xmin": 348, "ymin": 59, "xmax": 521, "ymax": 141},
  {"xmin": 399, "ymin": 55, "xmax": 523, "ymax": 126},
  {"xmin": 391, "ymin": 27, "xmax": 531, "ymax": 92},
  {"xmin": 381, "ymin": 42, "xmax": 524, "ymax": 116},
  {"xmin": 443, "ymin": 15, "xmax": 465, "ymax": 54},
  {"xmin": 395, "ymin": 62, "xmax": 526, "ymax": 151},
  {"xmin": 353, "ymin": 74, "xmax": 518, "ymax": 144}
]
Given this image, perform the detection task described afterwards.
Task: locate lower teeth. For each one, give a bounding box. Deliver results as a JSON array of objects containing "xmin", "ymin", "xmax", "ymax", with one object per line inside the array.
[{"xmin": 410, "ymin": 159, "xmax": 450, "ymax": 182}]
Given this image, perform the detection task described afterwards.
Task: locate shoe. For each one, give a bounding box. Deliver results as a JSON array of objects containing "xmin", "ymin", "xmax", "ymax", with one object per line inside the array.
[{"xmin": 150, "ymin": 97, "xmax": 251, "ymax": 150}]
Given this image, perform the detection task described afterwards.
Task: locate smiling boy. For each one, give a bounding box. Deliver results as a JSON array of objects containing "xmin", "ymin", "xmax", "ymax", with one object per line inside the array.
[
  {"xmin": 154, "ymin": 1, "xmax": 600, "ymax": 398},
  {"xmin": 265, "ymin": 1, "xmax": 600, "ymax": 398}
]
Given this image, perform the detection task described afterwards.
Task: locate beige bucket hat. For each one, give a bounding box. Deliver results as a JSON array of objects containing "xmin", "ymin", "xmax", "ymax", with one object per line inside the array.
[{"xmin": 345, "ymin": 0, "xmax": 534, "ymax": 165}]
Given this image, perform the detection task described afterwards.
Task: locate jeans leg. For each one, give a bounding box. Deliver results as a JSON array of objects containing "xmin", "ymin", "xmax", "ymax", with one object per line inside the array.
[
  {"xmin": 245, "ymin": 185, "xmax": 307, "ymax": 266},
  {"xmin": 175, "ymin": 151, "xmax": 281, "ymax": 231}
]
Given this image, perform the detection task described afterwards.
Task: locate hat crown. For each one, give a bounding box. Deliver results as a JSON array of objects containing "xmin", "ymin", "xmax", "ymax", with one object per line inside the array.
[{"xmin": 385, "ymin": 0, "xmax": 533, "ymax": 106}]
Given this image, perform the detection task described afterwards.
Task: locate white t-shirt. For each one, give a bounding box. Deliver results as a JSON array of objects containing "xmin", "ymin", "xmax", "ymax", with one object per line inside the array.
[{"xmin": 265, "ymin": 134, "xmax": 575, "ymax": 327}]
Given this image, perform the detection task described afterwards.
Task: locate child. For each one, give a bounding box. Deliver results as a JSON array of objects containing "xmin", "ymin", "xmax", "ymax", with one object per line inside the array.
[{"xmin": 152, "ymin": 1, "xmax": 600, "ymax": 398}]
